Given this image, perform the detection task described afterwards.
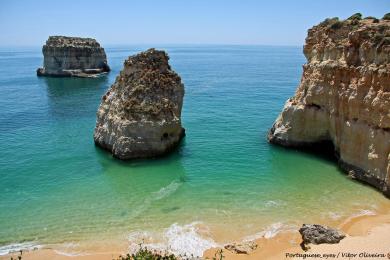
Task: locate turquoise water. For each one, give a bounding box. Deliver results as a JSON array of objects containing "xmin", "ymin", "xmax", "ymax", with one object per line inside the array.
[{"xmin": 0, "ymin": 46, "xmax": 389, "ymax": 256}]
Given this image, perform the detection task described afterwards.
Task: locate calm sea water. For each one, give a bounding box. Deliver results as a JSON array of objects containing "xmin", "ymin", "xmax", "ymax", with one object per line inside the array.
[{"xmin": 0, "ymin": 45, "xmax": 389, "ymax": 256}]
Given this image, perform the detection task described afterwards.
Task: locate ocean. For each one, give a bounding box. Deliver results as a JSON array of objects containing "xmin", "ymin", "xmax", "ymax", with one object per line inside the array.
[{"xmin": 0, "ymin": 45, "xmax": 388, "ymax": 257}]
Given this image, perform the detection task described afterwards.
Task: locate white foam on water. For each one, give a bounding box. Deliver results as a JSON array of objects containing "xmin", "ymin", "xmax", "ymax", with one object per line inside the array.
[
  {"xmin": 265, "ymin": 200, "xmax": 279, "ymax": 207},
  {"xmin": 164, "ymin": 222, "xmax": 218, "ymax": 257},
  {"xmin": 0, "ymin": 242, "xmax": 42, "ymax": 256},
  {"xmin": 128, "ymin": 222, "xmax": 218, "ymax": 257},
  {"xmin": 152, "ymin": 181, "xmax": 181, "ymax": 201},
  {"xmin": 128, "ymin": 230, "xmax": 161, "ymax": 250},
  {"xmin": 336, "ymin": 208, "xmax": 376, "ymax": 227},
  {"xmin": 323, "ymin": 211, "xmax": 344, "ymax": 220},
  {"xmin": 263, "ymin": 222, "xmax": 285, "ymax": 239},
  {"xmin": 352, "ymin": 209, "xmax": 376, "ymax": 217},
  {"xmin": 264, "ymin": 200, "xmax": 286, "ymax": 208},
  {"xmin": 127, "ymin": 180, "xmax": 182, "ymax": 220},
  {"xmin": 243, "ymin": 222, "xmax": 296, "ymax": 242},
  {"xmin": 53, "ymin": 242, "xmax": 88, "ymax": 256},
  {"xmin": 54, "ymin": 250, "xmax": 88, "ymax": 257}
]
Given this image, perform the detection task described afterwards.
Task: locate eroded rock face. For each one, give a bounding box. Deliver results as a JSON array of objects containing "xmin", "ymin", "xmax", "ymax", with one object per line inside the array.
[
  {"xmin": 94, "ymin": 48, "xmax": 185, "ymax": 159},
  {"xmin": 299, "ymin": 224, "xmax": 345, "ymax": 250},
  {"xmin": 268, "ymin": 15, "xmax": 390, "ymax": 197},
  {"xmin": 37, "ymin": 36, "xmax": 110, "ymax": 77}
]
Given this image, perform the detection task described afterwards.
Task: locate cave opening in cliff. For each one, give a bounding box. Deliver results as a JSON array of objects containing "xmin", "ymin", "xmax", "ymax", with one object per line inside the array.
[{"xmin": 287, "ymin": 140, "xmax": 338, "ymax": 163}]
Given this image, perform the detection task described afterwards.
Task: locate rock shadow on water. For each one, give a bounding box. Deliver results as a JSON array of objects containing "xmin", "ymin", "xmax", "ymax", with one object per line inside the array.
[
  {"xmin": 42, "ymin": 76, "xmax": 109, "ymax": 119},
  {"xmin": 95, "ymin": 135, "xmax": 188, "ymax": 167},
  {"xmin": 268, "ymin": 140, "xmax": 388, "ymax": 196},
  {"xmin": 95, "ymin": 139, "xmax": 188, "ymax": 202},
  {"xmin": 161, "ymin": 206, "xmax": 181, "ymax": 214},
  {"xmin": 268, "ymin": 140, "xmax": 337, "ymax": 164}
]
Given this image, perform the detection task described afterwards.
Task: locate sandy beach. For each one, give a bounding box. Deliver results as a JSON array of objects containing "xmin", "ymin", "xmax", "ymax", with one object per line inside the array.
[
  {"xmin": 2, "ymin": 204, "xmax": 390, "ymax": 260},
  {"xmin": 205, "ymin": 207, "xmax": 390, "ymax": 260},
  {"xmin": 1, "ymin": 1, "xmax": 389, "ymax": 260}
]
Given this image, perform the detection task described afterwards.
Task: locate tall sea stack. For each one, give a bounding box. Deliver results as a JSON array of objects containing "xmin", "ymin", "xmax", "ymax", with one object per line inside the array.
[
  {"xmin": 37, "ymin": 36, "xmax": 110, "ymax": 77},
  {"xmin": 94, "ymin": 48, "xmax": 185, "ymax": 159},
  {"xmin": 268, "ymin": 14, "xmax": 390, "ymax": 197}
]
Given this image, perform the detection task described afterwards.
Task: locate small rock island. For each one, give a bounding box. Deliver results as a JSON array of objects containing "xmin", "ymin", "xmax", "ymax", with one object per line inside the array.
[
  {"xmin": 268, "ymin": 14, "xmax": 390, "ymax": 197},
  {"xmin": 37, "ymin": 36, "xmax": 110, "ymax": 77},
  {"xmin": 94, "ymin": 48, "xmax": 185, "ymax": 159}
]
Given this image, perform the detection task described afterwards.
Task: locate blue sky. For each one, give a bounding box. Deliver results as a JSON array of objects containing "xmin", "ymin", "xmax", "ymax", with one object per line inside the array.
[{"xmin": 0, "ymin": 0, "xmax": 388, "ymax": 46}]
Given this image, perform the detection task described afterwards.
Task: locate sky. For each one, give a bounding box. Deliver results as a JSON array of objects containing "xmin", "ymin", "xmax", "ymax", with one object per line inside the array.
[{"xmin": 0, "ymin": 0, "xmax": 389, "ymax": 46}]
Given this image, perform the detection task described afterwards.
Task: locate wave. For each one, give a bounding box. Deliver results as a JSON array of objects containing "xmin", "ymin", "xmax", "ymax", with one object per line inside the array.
[
  {"xmin": 340, "ymin": 209, "xmax": 376, "ymax": 226},
  {"xmin": 127, "ymin": 221, "xmax": 300, "ymax": 257},
  {"xmin": 328, "ymin": 211, "xmax": 343, "ymax": 220},
  {"xmin": 128, "ymin": 222, "xmax": 217, "ymax": 257},
  {"xmin": 164, "ymin": 222, "xmax": 217, "ymax": 257},
  {"xmin": 264, "ymin": 200, "xmax": 287, "ymax": 208},
  {"xmin": 243, "ymin": 222, "xmax": 296, "ymax": 241},
  {"xmin": 53, "ymin": 242, "xmax": 89, "ymax": 256},
  {"xmin": 0, "ymin": 242, "xmax": 42, "ymax": 256},
  {"xmin": 152, "ymin": 181, "xmax": 182, "ymax": 201},
  {"xmin": 126, "ymin": 180, "xmax": 182, "ymax": 220},
  {"xmin": 54, "ymin": 250, "xmax": 87, "ymax": 257},
  {"xmin": 351, "ymin": 209, "xmax": 376, "ymax": 217}
]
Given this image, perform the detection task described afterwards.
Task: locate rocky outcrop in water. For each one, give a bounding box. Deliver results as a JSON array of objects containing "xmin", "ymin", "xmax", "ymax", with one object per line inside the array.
[
  {"xmin": 299, "ymin": 224, "xmax": 345, "ymax": 250},
  {"xmin": 268, "ymin": 14, "xmax": 390, "ymax": 197},
  {"xmin": 37, "ymin": 36, "xmax": 110, "ymax": 77},
  {"xmin": 94, "ymin": 48, "xmax": 185, "ymax": 159}
]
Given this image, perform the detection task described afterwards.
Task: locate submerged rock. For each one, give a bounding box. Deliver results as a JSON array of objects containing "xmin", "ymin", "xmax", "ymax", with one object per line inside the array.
[
  {"xmin": 37, "ymin": 36, "xmax": 110, "ymax": 77},
  {"xmin": 299, "ymin": 224, "xmax": 345, "ymax": 250},
  {"xmin": 268, "ymin": 15, "xmax": 390, "ymax": 197},
  {"xmin": 224, "ymin": 241, "xmax": 257, "ymax": 254},
  {"xmin": 94, "ymin": 48, "xmax": 185, "ymax": 159}
]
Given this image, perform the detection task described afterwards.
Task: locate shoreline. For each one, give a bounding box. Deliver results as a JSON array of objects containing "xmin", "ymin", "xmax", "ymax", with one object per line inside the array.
[
  {"xmin": 2, "ymin": 203, "xmax": 390, "ymax": 260},
  {"xmin": 204, "ymin": 205, "xmax": 390, "ymax": 259}
]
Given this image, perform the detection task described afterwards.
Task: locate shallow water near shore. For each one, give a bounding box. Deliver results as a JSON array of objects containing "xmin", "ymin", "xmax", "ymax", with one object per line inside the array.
[{"xmin": 0, "ymin": 45, "xmax": 389, "ymax": 257}]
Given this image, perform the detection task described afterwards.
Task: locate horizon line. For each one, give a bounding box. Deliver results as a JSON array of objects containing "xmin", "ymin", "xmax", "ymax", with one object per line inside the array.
[{"xmin": 0, "ymin": 43, "xmax": 304, "ymax": 49}]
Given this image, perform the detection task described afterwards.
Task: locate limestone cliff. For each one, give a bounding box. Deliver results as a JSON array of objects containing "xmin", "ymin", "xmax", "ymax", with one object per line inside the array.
[
  {"xmin": 94, "ymin": 48, "xmax": 185, "ymax": 159},
  {"xmin": 37, "ymin": 36, "xmax": 110, "ymax": 77},
  {"xmin": 268, "ymin": 14, "xmax": 390, "ymax": 197}
]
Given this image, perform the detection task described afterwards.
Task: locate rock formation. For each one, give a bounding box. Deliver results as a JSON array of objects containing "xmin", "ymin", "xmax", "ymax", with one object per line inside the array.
[
  {"xmin": 94, "ymin": 48, "xmax": 185, "ymax": 159},
  {"xmin": 37, "ymin": 36, "xmax": 110, "ymax": 77},
  {"xmin": 224, "ymin": 241, "xmax": 257, "ymax": 254},
  {"xmin": 299, "ymin": 224, "xmax": 345, "ymax": 250},
  {"xmin": 268, "ymin": 14, "xmax": 390, "ymax": 197}
]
